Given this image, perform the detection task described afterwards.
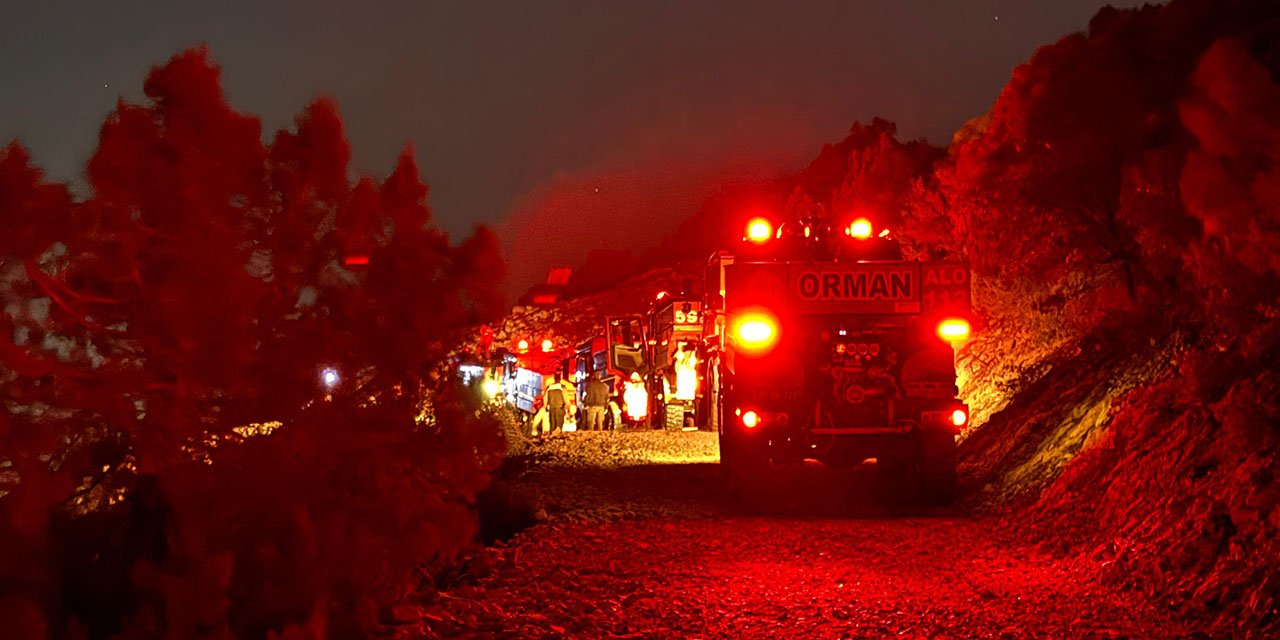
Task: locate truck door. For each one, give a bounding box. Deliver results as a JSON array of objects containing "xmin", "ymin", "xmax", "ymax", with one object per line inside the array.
[{"xmin": 606, "ymin": 315, "xmax": 646, "ymax": 375}]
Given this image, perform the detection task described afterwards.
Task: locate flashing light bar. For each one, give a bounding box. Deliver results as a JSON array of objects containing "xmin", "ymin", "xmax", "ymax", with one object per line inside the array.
[{"xmin": 847, "ymin": 218, "xmax": 873, "ymax": 240}]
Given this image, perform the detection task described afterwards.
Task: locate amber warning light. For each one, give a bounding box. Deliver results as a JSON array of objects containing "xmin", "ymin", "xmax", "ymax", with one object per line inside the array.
[{"xmin": 936, "ymin": 318, "xmax": 971, "ymax": 342}]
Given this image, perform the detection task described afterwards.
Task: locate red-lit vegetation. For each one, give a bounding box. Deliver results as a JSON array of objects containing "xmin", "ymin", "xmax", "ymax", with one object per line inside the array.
[{"xmin": 0, "ymin": 48, "xmax": 504, "ymax": 637}]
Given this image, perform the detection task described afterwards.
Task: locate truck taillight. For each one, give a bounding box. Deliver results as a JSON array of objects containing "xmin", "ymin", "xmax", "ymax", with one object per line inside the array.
[
  {"xmin": 732, "ymin": 311, "xmax": 779, "ymax": 354},
  {"xmin": 740, "ymin": 410, "xmax": 761, "ymax": 429},
  {"xmin": 745, "ymin": 218, "xmax": 773, "ymax": 244},
  {"xmin": 936, "ymin": 318, "xmax": 971, "ymax": 342},
  {"xmin": 951, "ymin": 408, "xmax": 968, "ymax": 427}
]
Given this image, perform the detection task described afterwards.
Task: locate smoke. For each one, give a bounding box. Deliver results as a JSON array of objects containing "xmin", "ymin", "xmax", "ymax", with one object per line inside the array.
[{"xmin": 497, "ymin": 158, "xmax": 798, "ymax": 301}]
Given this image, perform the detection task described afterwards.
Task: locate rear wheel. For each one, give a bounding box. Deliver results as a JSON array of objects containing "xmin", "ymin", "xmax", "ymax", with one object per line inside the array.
[
  {"xmin": 664, "ymin": 402, "xmax": 685, "ymax": 431},
  {"xmin": 917, "ymin": 430, "xmax": 957, "ymax": 505},
  {"xmin": 877, "ymin": 453, "xmax": 914, "ymax": 498},
  {"xmin": 725, "ymin": 432, "xmax": 770, "ymax": 508}
]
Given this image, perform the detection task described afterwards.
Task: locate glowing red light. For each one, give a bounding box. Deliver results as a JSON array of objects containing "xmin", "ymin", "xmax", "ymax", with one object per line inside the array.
[
  {"xmin": 733, "ymin": 310, "xmax": 779, "ymax": 354},
  {"xmin": 540, "ymin": 338, "xmax": 554, "ymax": 352},
  {"xmin": 951, "ymin": 409, "xmax": 968, "ymax": 427},
  {"xmin": 745, "ymin": 218, "xmax": 773, "ymax": 244},
  {"xmin": 937, "ymin": 318, "xmax": 971, "ymax": 342},
  {"xmin": 344, "ymin": 255, "xmax": 370, "ymax": 266},
  {"xmin": 741, "ymin": 410, "xmax": 761, "ymax": 429},
  {"xmin": 847, "ymin": 218, "xmax": 873, "ymax": 240}
]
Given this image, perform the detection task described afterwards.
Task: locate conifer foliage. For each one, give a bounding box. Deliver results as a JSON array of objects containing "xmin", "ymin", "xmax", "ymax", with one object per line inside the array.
[{"xmin": 0, "ymin": 47, "xmax": 504, "ymax": 637}]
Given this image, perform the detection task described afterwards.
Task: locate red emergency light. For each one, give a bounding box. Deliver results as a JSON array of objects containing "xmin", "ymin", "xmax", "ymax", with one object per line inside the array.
[
  {"xmin": 745, "ymin": 218, "xmax": 773, "ymax": 244},
  {"xmin": 846, "ymin": 218, "xmax": 873, "ymax": 240},
  {"xmin": 343, "ymin": 255, "xmax": 370, "ymax": 266},
  {"xmin": 936, "ymin": 318, "xmax": 971, "ymax": 342},
  {"xmin": 731, "ymin": 310, "xmax": 779, "ymax": 355}
]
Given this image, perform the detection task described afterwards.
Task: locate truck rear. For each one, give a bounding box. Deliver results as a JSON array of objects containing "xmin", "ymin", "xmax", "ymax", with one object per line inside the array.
[{"xmin": 707, "ymin": 218, "xmax": 972, "ymax": 504}]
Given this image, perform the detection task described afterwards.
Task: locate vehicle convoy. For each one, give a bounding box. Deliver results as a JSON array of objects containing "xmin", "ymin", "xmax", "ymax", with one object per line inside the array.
[{"xmin": 692, "ymin": 213, "xmax": 970, "ymax": 504}]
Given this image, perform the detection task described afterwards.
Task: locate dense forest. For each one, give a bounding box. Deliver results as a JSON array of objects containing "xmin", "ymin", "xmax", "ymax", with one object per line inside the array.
[{"xmin": 1, "ymin": 48, "xmax": 506, "ymax": 637}]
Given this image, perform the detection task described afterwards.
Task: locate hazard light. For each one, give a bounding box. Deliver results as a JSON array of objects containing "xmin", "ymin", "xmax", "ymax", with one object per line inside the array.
[
  {"xmin": 745, "ymin": 218, "xmax": 773, "ymax": 244},
  {"xmin": 732, "ymin": 311, "xmax": 779, "ymax": 354},
  {"xmin": 936, "ymin": 318, "xmax": 971, "ymax": 342},
  {"xmin": 847, "ymin": 218, "xmax": 873, "ymax": 240}
]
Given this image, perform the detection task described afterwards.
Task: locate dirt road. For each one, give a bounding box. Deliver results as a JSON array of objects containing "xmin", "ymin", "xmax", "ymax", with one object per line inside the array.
[{"xmin": 412, "ymin": 432, "xmax": 1197, "ymax": 639}]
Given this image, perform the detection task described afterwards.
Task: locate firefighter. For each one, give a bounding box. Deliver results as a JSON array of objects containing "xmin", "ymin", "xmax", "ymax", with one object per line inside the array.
[
  {"xmin": 530, "ymin": 399, "xmax": 549, "ymax": 437},
  {"xmin": 545, "ymin": 374, "xmax": 567, "ymax": 433},
  {"xmin": 623, "ymin": 372, "xmax": 648, "ymax": 425},
  {"xmin": 584, "ymin": 370, "xmax": 610, "ymax": 431},
  {"xmin": 673, "ymin": 343, "xmax": 698, "ymax": 401}
]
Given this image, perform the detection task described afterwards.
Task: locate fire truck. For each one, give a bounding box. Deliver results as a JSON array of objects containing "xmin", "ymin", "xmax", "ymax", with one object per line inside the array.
[
  {"xmin": 494, "ymin": 337, "xmax": 572, "ymax": 420},
  {"xmin": 701, "ymin": 214, "xmax": 972, "ymax": 504},
  {"xmin": 603, "ymin": 289, "xmax": 710, "ymax": 430}
]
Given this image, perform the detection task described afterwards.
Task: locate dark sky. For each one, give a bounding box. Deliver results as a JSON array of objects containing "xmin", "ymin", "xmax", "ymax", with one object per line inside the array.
[{"xmin": 1, "ymin": 0, "xmax": 1143, "ymax": 295}]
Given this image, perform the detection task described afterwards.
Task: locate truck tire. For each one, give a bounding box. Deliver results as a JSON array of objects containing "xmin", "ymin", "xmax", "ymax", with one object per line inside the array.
[
  {"xmin": 918, "ymin": 430, "xmax": 957, "ymax": 505},
  {"xmin": 725, "ymin": 434, "xmax": 770, "ymax": 509},
  {"xmin": 664, "ymin": 402, "xmax": 685, "ymax": 431}
]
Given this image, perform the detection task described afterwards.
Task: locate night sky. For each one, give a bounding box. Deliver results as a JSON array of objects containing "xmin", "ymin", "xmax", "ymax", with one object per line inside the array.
[{"xmin": 0, "ymin": 0, "xmax": 1142, "ymax": 296}]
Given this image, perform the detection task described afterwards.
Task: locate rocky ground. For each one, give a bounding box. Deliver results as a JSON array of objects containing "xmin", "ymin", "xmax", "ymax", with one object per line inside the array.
[{"xmin": 390, "ymin": 432, "xmax": 1207, "ymax": 639}]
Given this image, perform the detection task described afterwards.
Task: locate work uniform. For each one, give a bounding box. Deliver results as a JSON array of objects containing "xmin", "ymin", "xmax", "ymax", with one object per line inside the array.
[
  {"xmin": 674, "ymin": 348, "xmax": 698, "ymax": 401},
  {"xmin": 623, "ymin": 373, "xmax": 648, "ymax": 423},
  {"xmin": 545, "ymin": 380, "xmax": 567, "ymax": 433},
  {"xmin": 584, "ymin": 376, "xmax": 610, "ymax": 431}
]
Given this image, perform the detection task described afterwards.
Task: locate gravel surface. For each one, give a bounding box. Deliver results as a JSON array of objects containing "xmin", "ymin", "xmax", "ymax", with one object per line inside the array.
[{"xmin": 401, "ymin": 432, "xmax": 1200, "ymax": 639}]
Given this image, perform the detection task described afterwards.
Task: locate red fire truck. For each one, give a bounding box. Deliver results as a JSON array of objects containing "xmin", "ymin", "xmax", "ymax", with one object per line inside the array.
[
  {"xmin": 603, "ymin": 290, "xmax": 711, "ymax": 430},
  {"xmin": 703, "ymin": 215, "xmax": 972, "ymax": 504}
]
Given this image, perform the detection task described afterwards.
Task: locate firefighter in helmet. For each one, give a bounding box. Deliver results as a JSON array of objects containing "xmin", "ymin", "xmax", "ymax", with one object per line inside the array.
[{"xmin": 623, "ymin": 372, "xmax": 648, "ymax": 425}]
